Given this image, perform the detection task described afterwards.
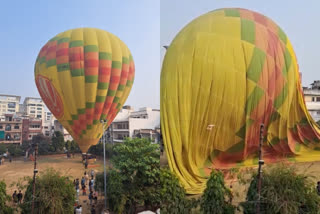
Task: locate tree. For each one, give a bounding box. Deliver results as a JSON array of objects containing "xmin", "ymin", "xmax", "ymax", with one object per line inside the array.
[
  {"xmin": 160, "ymin": 168, "xmax": 198, "ymax": 214},
  {"xmin": 0, "ymin": 180, "xmax": 14, "ymax": 214},
  {"xmin": 51, "ymin": 131, "xmax": 65, "ymax": 152},
  {"xmin": 241, "ymin": 164, "xmax": 320, "ymax": 214},
  {"xmin": 7, "ymin": 144, "xmax": 23, "ymax": 157},
  {"xmin": 20, "ymin": 168, "xmax": 75, "ymax": 214},
  {"xmin": 95, "ymin": 138, "xmax": 161, "ymax": 213},
  {"xmin": 31, "ymin": 134, "xmax": 52, "ymax": 155},
  {"xmin": 200, "ymin": 170, "xmax": 235, "ymax": 214},
  {"xmin": 0, "ymin": 143, "xmax": 6, "ymax": 154},
  {"xmin": 88, "ymin": 142, "xmax": 113, "ymax": 157},
  {"xmin": 112, "ymin": 138, "xmax": 160, "ymax": 212},
  {"xmin": 95, "ymin": 170, "xmax": 126, "ymax": 213}
]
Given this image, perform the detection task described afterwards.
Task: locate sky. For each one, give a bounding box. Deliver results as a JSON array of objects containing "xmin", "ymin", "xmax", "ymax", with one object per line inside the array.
[
  {"xmin": 0, "ymin": 0, "xmax": 160, "ymax": 109},
  {"xmin": 161, "ymin": 0, "xmax": 320, "ymax": 87}
]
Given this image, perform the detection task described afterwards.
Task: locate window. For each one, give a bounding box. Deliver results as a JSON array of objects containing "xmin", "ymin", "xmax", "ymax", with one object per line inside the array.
[
  {"xmin": 37, "ymin": 115, "xmax": 42, "ymax": 118},
  {"xmin": 317, "ymin": 97, "xmax": 320, "ymax": 102},
  {"xmin": 29, "ymin": 104, "xmax": 36, "ymax": 106},
  {"xmin": 317, "ymin": 111, "xmax": 320, "ymax": 115},
  {"xmin": 45, "ymin": 131, "xmax": 50, "ymax": 136},
  {"xmin": 30, "ymin": 124, "xmax": 40, "ymax": 129},
  {"xmin": 37, "ymin": 104, "xmax": 42, "ymax": 106},
  {"xmin": 44, "ymin": 126, "xmax": 48, "ymax": 129},
  {"xmin": 312, "ymin": 97, "xmax": 315, "ymax": 102},
  {"xmin": 0, "ymin": 125, "xmax": 2, "ymax": 129},
  {"xmin": 14, "ymin": 134, "xmax": 20, "ymax": 140},
  {"xmin": 7, "ymin": 102, "xmax": 16, "ymax": 108},
  {"xmin": 8, "ymin": 109, "xmax": 15, "ymax": 112},
  {"xmin": 14, "ymin": 124, "xmax": 19, "ymax": 129},
  {"xmin": 5, "ymin": 125, "xmax": 11, "ymax": 131},
  {"xmin": 30, "ymin": 111, "xmax": 35, "ymax": 113},
  {"xmin": 37, "ymin": 107, "xmax": 42, "ymax": 110}
]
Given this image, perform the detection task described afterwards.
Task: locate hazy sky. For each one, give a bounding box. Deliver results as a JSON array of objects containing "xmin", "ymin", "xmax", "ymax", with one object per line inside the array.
[
  {"xmin": 161, "ymin": 0, "xmax": 320, "ymax": 87},
  {"xmin": 0, "ymin": 0, "xmax": 160, "ymax": 109}
]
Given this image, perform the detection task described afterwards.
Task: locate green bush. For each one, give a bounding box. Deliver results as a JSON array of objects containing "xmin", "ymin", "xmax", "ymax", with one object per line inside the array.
[
  {"xmin": 241, "ymin": 164, "xmax": 320, "ymax": 214},
  {"xmin": 88, "ymin": 142, "xmax": 113, "ymax": 157},
  {"xmin": 112, "ymin": 138, "xmax": 160, "ymax": 212},
  {"xmin": 95, "ymin": 138, "xmax": 160, "ymax": 213},
  {"xmin": 95, "ymin": 170, "xmax": 126, "ymax": 214},
  {"xmin": 20, "ymin": 168, "xmax": 76, "ymax": 214},
  {"xmin": 160, "ymin": 168, "xmax": 198, "ymax": 214},
  {"xmin": 200, "ymin": 170, "xmax": 235, "ymax": 214},
  {"xmin": 0, "ymin": 180, "xmax": 14, "ymax": 214},
  {"xmin": 0, "ymin": 144, "xmax": 7, "ymax": 154}
]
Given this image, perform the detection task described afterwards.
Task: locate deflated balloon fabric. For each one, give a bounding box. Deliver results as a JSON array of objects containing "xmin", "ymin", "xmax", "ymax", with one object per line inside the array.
[
  {"xmin": 161, "ymin": 8, "xmax": 320, "ymax": 194},
  {"xmin": 35, "ymin": 28, "xmax": 135, "ymax": 152}
]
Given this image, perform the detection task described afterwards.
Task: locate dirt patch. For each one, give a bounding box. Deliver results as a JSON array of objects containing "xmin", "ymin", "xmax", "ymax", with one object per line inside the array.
[{"xmin": 0, "ymin": 153, "xmax": 106, "ymax": 213}]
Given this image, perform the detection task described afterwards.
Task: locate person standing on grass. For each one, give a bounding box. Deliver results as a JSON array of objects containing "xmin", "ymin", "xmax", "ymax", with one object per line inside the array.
[
  {"xmin": 88, "ymin": 191, "xmax": 93, "ymax": 205},
  {"xmin": 75, "ymin": 178, "xmax": 80, "ymax": 191},
  {"xmin": 12, "ymin": 190, "xmax": 18, "ymax": 204},
  {"xmin": 92, "ymin": 191, "xmax": 98, "ymax": 204},
  {"xmin": 84, "ymin": 171, "xmax": 89, "ymax": 185},
  {"xmin": 82, "ymin": 184, "xmax": 86, "ymax": 196},
  {"xmin": 90, "ymin": 169, "xmax": 95, "ymax": 178},
  {"xmin": 90, "ymin": 177, "xmax": 94, "ymax": 191},
  {"xmin": 84, "ymin": 159, "xmax": 88, "ymax": 169},
  {"xmin": 75, "ymin": 205, "xmax": 82, "ymax": 214},
  {"xmin": 17, "ymin": 190, "xmax": 23, "ymax": 204},
  {"xmin": 91, "ymin": 205, "xmax": 96, "ymax": 214},
  {"xmin": 81, "ymin": 177, "xmax": 85, "ymax": 187}
]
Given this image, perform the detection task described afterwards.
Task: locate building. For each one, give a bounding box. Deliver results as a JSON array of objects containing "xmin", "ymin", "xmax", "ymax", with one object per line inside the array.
[
  {"xmin": 0, "ymin": 114, "xmax": 22, "ymax": 145},
  {"xmin": 106, "ymin": 107, "xmax": 160, "ymax": 143},
  {"xmin": 21, "ymin": 117, "xmax": 43, "ymax": 141},
  {"xmin": 0, "ymin": 94, "xmax": 21, "ymax": 116},
  {"xmin": 303, "ymin": 80, "xmax": 320, "ymax": 122},
  {"xmin": 53, "ymin": 119, "xmax": 73, "ymax": 141},
  {"xmin": 42, "ymin": 110, "xmax": 54, "ymax": 137},
  {"xmin": 22, "ymin": 97, "xmax": 45, "ymax": 120}
]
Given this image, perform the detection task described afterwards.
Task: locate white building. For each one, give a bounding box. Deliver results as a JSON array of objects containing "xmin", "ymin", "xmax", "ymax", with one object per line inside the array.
[
  {"xmin": 303, "ymin": 82, "xmax": 320, "ymax": 122},
  {"xmin": 0, "ymin": 94, "xmax": 21, "ymax": 116},
  {"xmin": 53, "ymin": 118, "xmax": 73, "ymax": 141},
  {"xmin": 107, "ymin": 106, "xmax": 160, "ymax": 143},
  {"xmin": 22, "ymin": 97, "xmax": 45, "ymax": 120}
]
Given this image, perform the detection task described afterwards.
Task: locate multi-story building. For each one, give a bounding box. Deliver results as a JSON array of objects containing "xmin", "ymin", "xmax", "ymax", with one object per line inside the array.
[
  {"xmin": 106, "ymin": 107, "xmax": 160, "ymax": 143},
  {"xmin": 21, "ymin": 117, "xmax": 43, "ymax": 141},
  {"xmin": 42, "ymin": 110, "xmax": 54, "ymax": 137},
  {"xmin": 0, "ymin": 94, "xmax": 21, "ymax": 116},
  {"xmin": 303, "ymin": 80, "xmax": 320, "ymax": 122},
  {"xmin": 22, "ymin": 97, "xmax": 45, "ymax": 120},
  {"xmin": 0, "ymin": 114, "xmax": 22, "ymax": 145}
]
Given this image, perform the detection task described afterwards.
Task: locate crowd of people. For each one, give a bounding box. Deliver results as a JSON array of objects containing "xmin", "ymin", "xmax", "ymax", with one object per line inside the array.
[{"xmin": 74, "ymin": 169, "xmax": 98, "ymax": 214}]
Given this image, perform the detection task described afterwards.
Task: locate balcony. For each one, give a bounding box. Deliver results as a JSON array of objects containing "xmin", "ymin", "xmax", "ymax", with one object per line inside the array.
[{"xmin": 112, "ymin": 129, "xmax": 129, "ymax": 132}]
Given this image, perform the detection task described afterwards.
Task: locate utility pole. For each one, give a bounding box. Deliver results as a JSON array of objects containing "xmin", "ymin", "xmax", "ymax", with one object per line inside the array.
[
  {"xmin": 100, "ymin": 120, "xmax": 108, "ymax": 211},
  {"xmin": 257, "ymin": 124, "xmax": 264, "ymax": 214},
  {"xmin": 31, "ymin": 144, "xmax": 38, "ymax": 214}
]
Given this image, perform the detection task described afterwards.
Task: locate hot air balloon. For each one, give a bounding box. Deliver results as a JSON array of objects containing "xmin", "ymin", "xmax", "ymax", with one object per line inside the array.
[
  {"xmin": 161, "ymin": 8, "xmax": 320, "ymax": 194},
  {"xmin": 35, "ymin": 28, "xmax": 135, "ymax": 152}
]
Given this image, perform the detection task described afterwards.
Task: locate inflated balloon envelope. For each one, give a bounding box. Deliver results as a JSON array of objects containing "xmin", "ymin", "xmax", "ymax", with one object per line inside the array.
[
  {"xmin": 35, "ymin": 28, "xmax": 135, "ymax": 152},
  {"xmin": 161, "ymin": 8, "xmax": 320, "ymax": 194}
]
